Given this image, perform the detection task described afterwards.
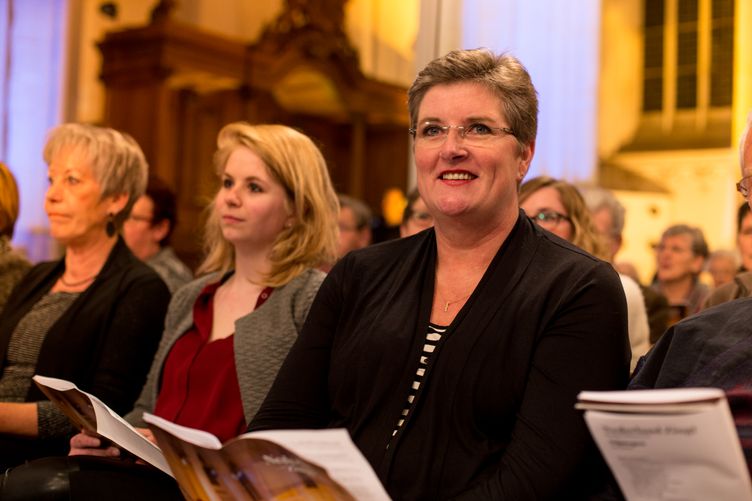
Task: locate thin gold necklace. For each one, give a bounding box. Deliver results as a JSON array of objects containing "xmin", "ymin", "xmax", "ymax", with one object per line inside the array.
[
  {"xmin": 60, "ymin": 273, "xmax": 98, "ymax": 287},
  {"xmin": 442, "ymin": 293, "xmax": 471, "ymax": 312}
]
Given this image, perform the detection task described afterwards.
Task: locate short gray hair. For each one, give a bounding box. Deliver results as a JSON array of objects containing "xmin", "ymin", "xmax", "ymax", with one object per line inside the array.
[
  {"xmin": 43, "ymin": 123, "xmax": 148, "ymax": 231},
  {"xmin": 661, "ymin": 224, "xmax": 709, "ymax": 259},
  {"xmin": 407, "ymin": 49, "xmax": 538, "ymax": 154},
  {"xmin": 580, "ymin": 186, "xmax": 625, "ymax": 237},
  {"xmin": 707, "ymin": 249, "xmax": 739, "ymax": 269}
]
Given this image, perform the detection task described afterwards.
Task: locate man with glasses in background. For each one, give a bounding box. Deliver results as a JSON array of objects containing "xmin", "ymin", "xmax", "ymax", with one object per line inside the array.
[
  {"xmin": 336, "ymin": 193, "xmax": 373, "ymax": 259},
  {"xmin": 123, "ymin": 176, "xmax": 192, "ymax": 293}
]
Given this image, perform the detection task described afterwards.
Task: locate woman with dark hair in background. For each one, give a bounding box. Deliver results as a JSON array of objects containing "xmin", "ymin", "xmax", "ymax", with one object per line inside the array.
[{"xmin": 123, "ymin": 176, "xmax": 192, "ymax": 293}]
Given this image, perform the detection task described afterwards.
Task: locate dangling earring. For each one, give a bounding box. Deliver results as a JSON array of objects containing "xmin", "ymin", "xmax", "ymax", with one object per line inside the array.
[{"xmin": 106, "ymin": 213, "xmax": 116, "ymax": 237}]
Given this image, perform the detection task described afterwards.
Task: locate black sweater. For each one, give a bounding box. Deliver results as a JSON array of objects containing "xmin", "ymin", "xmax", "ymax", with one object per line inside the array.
[{"xmin": 0, "ymin": 237, "xmax": 170, "ymax": 418}]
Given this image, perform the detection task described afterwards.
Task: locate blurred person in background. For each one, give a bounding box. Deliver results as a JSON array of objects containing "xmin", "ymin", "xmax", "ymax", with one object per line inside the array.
[
  {"xmin": 0, "ymin": 162, "xmax": 31, "ymax": 312},
  {"xmin": 521, "ymin": 177, "xmax": 649, "ymax": 370},
  {"xmin": 336, "ymin": 193, "xmax": 372, "ymax": 258},
  {"xmin": 123, "ymin": 176, "xmax": 192, "ymax": 293},
  {"xmin": 580, "ymin": 185, "xmax": 670, "ymax": 346},
  {"xmin": 400, "ymin": 187, "xmax": 434, "ymax": 237},
  {"xmin": 652, "ymin": 224, "xmax": 710, "ymax": 323},
  {"xmin": 737, "ymin": 202, "xmax": 752, "ymax": 272},
  {"xmin": 706, "ymin": 249, "xmax": 739, "ymax": 288},
  {"xmin": 703, "ymin": 203, "xmax": 752, "ymax": 309}
]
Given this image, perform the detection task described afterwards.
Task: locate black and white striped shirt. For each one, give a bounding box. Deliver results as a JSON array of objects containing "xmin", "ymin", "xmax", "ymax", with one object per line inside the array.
[{"xmin": 392, "ymin": 323, "xmax": 446, "ymax": 437}]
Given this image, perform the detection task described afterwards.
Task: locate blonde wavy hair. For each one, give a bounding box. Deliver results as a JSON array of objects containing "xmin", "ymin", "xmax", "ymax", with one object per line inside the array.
[
  {"xmin": 519, "ymin": 176, "xmax": 610, "ymax": 260},
  {"xmin": 196, "ymin": 123, "xmax": 339, "ymax": 287}
]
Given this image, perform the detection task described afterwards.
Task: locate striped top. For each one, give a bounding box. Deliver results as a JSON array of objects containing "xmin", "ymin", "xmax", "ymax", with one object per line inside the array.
[{"xmin": 392, "ymin": 323, "xmax": 446, "ymax": 438}]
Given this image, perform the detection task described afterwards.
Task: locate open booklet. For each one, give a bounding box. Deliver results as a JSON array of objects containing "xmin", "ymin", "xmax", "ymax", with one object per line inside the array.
[
  {"xmin": 32, "ymin": 375, "xmax": 390, "ymax": 500},
  {"xmin": 142, "ymin": 412, "xmax": 391, "ymax": 501},
  {"xmin": 576, "ymin": 387, "xmax": 752, "ymax": 501},
  {"xmin": 32, "ymin": 374, "xmax": 172, "ymax": 475}
]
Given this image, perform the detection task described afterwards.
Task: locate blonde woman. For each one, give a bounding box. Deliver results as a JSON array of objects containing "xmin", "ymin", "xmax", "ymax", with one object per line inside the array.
[
  {"xmin": 0, "ymin": 162, "xmax": 31, "ymax": 312},
  {"xmin": 65, "ymin": 123, "xmax": 337, "ymax": 491}
]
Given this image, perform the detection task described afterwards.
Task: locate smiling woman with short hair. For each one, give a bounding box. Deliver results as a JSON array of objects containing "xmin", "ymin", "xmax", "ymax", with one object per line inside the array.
[{"xmin": 249, "ymin": 49, "xmax": 630, "ymax": 499}]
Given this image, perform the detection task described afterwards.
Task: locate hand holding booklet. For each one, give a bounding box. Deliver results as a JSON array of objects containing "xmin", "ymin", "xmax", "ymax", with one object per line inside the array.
[
  {"xmin": 33, "ymin": 375, "xmax": 390, "ymax": 500},
  {"xmin": 31, "ymin": 374, "xmax": 171, "ymax": 474},
  {"xmin": 576, "ymin": 387, "xmax": 752, "ymax": 501}
]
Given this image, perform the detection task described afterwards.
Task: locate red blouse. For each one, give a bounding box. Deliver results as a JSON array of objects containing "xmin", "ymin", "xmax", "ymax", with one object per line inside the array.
[{"xmin": 154, "ymin": 278, "xmax": 272, "ymax": 443}]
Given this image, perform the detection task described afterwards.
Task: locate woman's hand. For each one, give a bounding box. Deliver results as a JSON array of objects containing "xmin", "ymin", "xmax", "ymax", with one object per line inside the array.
[
  {"xmin": 138, "ymin": 427, "xmax": 157, "ymax": 446},
  {"xmin": 69, "ymin": 429, "xmax": 121, "ymax": 457}
]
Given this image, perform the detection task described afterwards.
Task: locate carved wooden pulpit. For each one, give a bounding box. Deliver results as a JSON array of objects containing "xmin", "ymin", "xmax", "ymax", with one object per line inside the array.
[{"xmin": 99, "ymin": 0, "xmax": 410, "ymax": 266}]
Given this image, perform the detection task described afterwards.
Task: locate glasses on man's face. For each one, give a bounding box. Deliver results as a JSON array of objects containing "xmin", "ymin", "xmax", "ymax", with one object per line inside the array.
[
  {"xmin": 737, "ymin": 175, "xmax": 752, "ymax": 197},
  {"xmin": 530, "ymin": 211, "xmax": 571, "ymax": 227},
  {"xmin": 408, "ymin": 122, "xmax": 516, "ymax": 148}
]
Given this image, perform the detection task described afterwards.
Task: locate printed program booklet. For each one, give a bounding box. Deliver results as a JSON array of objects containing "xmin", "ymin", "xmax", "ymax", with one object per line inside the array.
[
  {"xmin": 576, "ymin": 387, "xmax": 752, "ymax": 501},
  {"xmin": 34, "ymin": 375, "xmax": 390, "ymax": 500},
  {"xmin": 31, "ymin": 374, "xmax": 171, "ymax": 474},
  {"xmin": 142, "ymin": 412, "xmax": 391, "ymax": 501}
]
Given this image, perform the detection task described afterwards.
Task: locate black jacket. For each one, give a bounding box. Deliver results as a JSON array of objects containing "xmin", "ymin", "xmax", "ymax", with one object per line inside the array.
[
  {"xmin": 0, "ymin": 237, "xmax": 170, "ymax": 415},
  {"xmin": 251, "ymin": 212, "xmax": 630, "ymax": 500}
]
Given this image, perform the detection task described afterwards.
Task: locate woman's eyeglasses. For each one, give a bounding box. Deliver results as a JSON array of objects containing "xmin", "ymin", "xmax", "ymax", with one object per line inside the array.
[
  {"xmin": 530, "ymin": 211, "xmax": 571, "ymax": 226},
  {"xmin": 408, "ymin": 122, "xmax": 516, "ymax": 148}
]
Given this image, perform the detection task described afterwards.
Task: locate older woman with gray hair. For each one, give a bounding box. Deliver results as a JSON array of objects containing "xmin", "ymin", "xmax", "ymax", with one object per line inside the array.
[
  {"xmin": 652, "ymin": 223, "xmax": 710, "ymax": 324},
  {"xmin": 0, "ymin": 123, "xmax": 170, "ymax": 469}
]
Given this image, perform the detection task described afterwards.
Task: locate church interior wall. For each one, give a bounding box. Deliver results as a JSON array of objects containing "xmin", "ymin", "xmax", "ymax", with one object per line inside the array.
[{"xmin": 6, "ymin": 0, "xmax": 751, "ymax": 288}]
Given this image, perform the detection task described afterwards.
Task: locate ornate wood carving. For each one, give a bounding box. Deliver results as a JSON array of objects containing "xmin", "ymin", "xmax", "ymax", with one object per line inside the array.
[{"xmin": 98, "ymin": 1, "xmax": 409, "ymax": 266}]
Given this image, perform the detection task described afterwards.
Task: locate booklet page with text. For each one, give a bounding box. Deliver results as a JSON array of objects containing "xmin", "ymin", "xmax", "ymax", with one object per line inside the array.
[
  {"xmin": 143, "ymin": 412, "xmax": 391, "ymax": 501},
  {"xmin": 577, "ymin": 387, "xmax": 752, "ymax": 501}
]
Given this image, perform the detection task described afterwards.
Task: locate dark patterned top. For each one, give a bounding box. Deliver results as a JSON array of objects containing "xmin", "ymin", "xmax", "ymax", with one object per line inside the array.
[{"xmin": 0, "ymin": 291, "xmax": 79, "ymax": 438}]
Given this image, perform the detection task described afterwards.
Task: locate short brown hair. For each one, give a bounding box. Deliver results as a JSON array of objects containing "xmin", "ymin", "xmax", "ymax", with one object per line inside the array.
[{"xmin": 408, "ymin": 49, "xmax": 538, "ymax": 153}]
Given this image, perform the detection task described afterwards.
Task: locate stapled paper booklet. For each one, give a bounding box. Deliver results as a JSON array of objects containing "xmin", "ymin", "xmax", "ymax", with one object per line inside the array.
[{"xmin": 576, "ymin": 387, "xmax": 752, "ymax": 501}]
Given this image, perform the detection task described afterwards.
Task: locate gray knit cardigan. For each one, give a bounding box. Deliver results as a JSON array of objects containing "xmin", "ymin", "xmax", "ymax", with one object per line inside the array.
[{"xmin": 125, "ymin": 268, "xmax": 325, "ymax": 427}]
